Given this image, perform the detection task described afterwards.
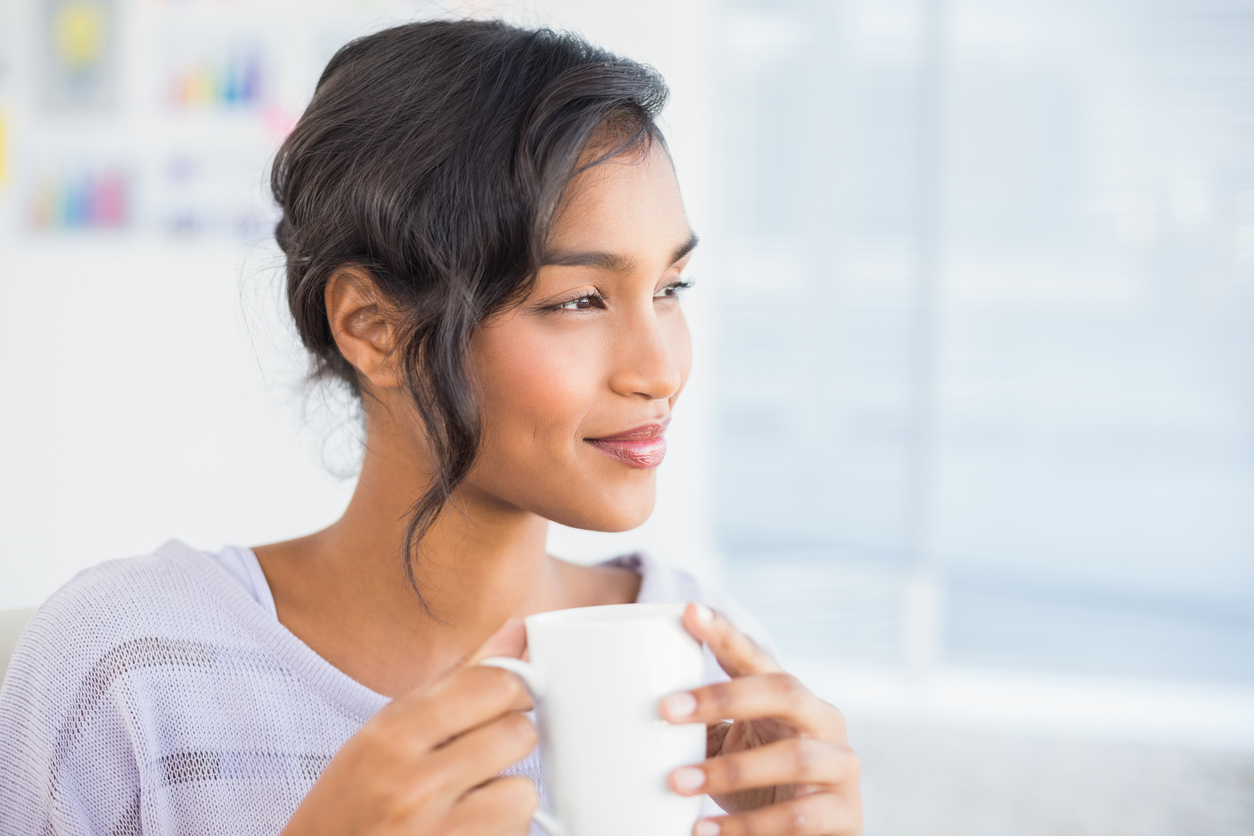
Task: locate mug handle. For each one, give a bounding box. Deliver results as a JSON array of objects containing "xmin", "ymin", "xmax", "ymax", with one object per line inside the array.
[{"xmin": 479, "ymin": 657, "xmax": 566, "ymax": 836}]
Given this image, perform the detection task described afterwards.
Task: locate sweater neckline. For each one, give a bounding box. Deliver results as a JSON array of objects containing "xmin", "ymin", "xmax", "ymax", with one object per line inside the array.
[
  {"xmin": 159, "ymin": 539, "xmax": 660, "ymax": 720},
  {"xmin": 157, "ymin": 539, "xmax": 392, "ymax": 720}
]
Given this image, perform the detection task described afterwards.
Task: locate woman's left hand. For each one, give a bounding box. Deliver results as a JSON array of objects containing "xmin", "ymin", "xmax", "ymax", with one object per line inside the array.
[{"xmin": 660, "ymin": 603, "xmax": 863, "ymax": 836}]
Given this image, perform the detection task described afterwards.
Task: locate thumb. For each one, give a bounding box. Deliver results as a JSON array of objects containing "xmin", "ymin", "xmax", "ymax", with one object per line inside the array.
[{"xmin": 464, "ymin": 617, "xmax": 527, "ymax": 667}]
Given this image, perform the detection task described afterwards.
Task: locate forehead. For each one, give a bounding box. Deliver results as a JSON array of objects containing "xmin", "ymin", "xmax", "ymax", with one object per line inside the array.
[{"xmin": 546, "ymin": 142, "xmax": 691, "ymax": 256}]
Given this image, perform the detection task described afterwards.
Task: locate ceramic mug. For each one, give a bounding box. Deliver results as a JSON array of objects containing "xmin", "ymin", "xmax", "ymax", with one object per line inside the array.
[{"xmin": 481, "ymin": 602, "xmax": 707, "ymax": 836}]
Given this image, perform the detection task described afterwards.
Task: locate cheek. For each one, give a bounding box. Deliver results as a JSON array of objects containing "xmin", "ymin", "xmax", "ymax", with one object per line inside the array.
[
  {"xmin": 475, "ymin": 326, "xmax": 601, "ymax": 465},
  {"xmin": 467, "ymin": 307, "xmax": 690, "ymax": 530}
]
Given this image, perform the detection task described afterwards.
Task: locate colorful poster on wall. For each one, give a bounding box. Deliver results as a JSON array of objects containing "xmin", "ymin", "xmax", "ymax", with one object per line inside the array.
[
  {"xmin": 167, "ymin": 45, "xmax": 265, "ymax": 111},
  {"xmin": 29, "ymin": 164, "xmax": 130, "ymax": 230},
  {"xmin": 39, "ymin": 0, "xmax": 119, "ymax": 112}
]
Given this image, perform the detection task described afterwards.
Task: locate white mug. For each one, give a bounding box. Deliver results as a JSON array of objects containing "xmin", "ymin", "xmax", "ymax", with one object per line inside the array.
[{"xmin": 482, "ymin": 602, "xmax": 707, "ymax": 836}]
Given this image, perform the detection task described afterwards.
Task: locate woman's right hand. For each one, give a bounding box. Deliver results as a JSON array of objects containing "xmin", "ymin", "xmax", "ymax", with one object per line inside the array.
[{"xmin": 281, "ymin": 619, "xmax": 538, "ymax": 836}]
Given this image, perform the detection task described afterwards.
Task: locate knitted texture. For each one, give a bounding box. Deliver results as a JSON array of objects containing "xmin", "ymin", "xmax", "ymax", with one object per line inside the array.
[{"xmin": 0, "ymin": 540, "xmax": 757, "ymax": 835}]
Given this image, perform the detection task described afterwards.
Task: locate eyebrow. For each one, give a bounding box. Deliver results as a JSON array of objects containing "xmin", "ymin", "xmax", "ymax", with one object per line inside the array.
[{"xmin": 542, "ymin": 232, "xmax": 700, "ymax": 272}]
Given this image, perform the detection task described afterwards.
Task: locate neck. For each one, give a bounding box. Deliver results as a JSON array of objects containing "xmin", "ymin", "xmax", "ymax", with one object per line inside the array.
[
  {"xmin": 256, "ymin": 405, "xmax": 563, "ymax": 694},
  {"xmin": 328, "ymin": 418, "xmax": 559, "ymax": 623}
]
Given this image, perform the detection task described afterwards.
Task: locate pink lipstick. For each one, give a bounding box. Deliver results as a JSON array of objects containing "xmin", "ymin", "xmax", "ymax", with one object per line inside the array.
[{"xmin": 586, "ymin": 419, "xmax": 670, "ymax": 469}]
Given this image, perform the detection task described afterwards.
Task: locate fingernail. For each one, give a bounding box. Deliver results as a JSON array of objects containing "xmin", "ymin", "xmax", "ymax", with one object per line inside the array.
[
  {"xmin": 671, "ymin": 766, "xmax": 706, "ymax": 794},
  {"xmin": 693, "ymin": 603, "xmax": 714, "ymax": 624},
  {"xmin": 694, "ymin": 820, "xmax": 721, "ymax": 836},
  {"xmin": 662, "ymin": 691, "xmax": 697, "ymax": 720}
]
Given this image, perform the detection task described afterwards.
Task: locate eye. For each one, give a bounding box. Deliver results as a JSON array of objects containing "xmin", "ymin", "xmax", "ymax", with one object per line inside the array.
[
  {"xmin": 554, "ymin": 292, "xmax": 605, "ymax": 311},
  {"xmin": 655, "ymin": 279, "xmax": 695, "ymax": 300}
]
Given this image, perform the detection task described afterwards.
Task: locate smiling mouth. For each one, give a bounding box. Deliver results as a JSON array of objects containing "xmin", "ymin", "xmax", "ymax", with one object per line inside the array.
[{"xmin": 585, "ymin": 420, "xmax": 670, "ymax": 469}]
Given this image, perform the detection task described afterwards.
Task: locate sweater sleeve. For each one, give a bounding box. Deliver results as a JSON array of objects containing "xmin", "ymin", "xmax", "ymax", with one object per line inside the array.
[{"xmin": 0, "ymin": 576, "xmax": 144, "ymax": 836}]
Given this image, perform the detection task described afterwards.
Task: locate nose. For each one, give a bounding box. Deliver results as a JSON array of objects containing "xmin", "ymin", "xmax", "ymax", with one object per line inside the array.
[{"xmin": 607, "ymin": 305, "xmax": 685, "ymax": 401}]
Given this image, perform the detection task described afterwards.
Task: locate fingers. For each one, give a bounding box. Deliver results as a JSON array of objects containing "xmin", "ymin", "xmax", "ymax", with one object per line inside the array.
[
  {"xmin": 693, "ymin": 792, "xmax": 859, "ymax": 836},
  {"xmin": 682, "ymin": 603, "xmax": 779, "ymax": 678},
  {"xmin": 393, "ymin": 664, "xmax": 534, "ymax": 750},
  {"xmin": 661, "ymin": 673, "xmax": 844, "ymax": 739},
  {"xmin": 464, "ymin": 618, "xmax": 528, "ymax": 667},
  {"xmin": 429, "ymin": 710, "xmax": 539, "ymax": 794},
  {"xmin": 379, "ymin": 618, "xmax": 530, "ymax": 750},
  {"xmin": 447, "ymin": 775, "xmax": 538, "ymax": 836},
  {"xmin": 669, "ymin": 737, "xmax": 857, "ymax": 798}
]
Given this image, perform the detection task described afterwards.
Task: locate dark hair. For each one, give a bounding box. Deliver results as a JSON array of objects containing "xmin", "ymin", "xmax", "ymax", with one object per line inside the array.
[{"xmin": 270, "ymin": 19, "xmax": 669, "ymax": 605}]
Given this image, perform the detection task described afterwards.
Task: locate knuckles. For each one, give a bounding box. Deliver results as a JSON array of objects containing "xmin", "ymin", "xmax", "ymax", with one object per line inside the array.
[
  {"xmin": 824, "ymin": 703, "xmax": 849, "ymax": 741},
  {"xmin": 771, "ymin": 673, "xmax": 807, "ymax": 708},
  {"xmin": 787, "ymin": 804, "xmax": 809, "ymax": 834},
  {"xmin": 384, "ymin": 781, "xmax": 439, "ymax": 828},
  {"xmin": 498, "ymin": 711, "xmax": 540, "ymax": 752},
  {"xmin": 729, "ymin": 792, "xmax": 847, "ymax": 836},
  {"xmin": 841, "ymin": 747, "xmax": 862, "ymax": 781},
  {"xmin": 471, "ymin": 664, "xmax": 531, "ymax": 707},
  {"xmin": 495, "ymin": 775, "xmax": 540, "ymax": 818},
  {"xmin": 354, "ymin": 716, "xmax": 424, "ymax": 766},
  {"xmin": 706, "ymin": 683, "xmax": 736, "ymax": 714},
  {"xmin": 715, "ymin": 754, "xmax": 742, "ymax": 789},
  {"xmin": 789, "ymin": 738, "xmax": 820, "ymax": 782},
  {"xmin": 452, "ymin": 776, "xmax": 537, "ymax": 835},
  {"xmin": 699, "ymin": 671, "xmax": 811, "ymax": 719},
  {"xmin": 782, "ymin": 794, "xmax": 834, "ymax": 835}
]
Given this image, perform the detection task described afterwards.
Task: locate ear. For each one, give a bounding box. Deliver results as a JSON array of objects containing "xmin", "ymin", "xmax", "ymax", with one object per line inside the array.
[{"xmin": 325, "ymin": 267, "xmax": 403, "ymax": 390}]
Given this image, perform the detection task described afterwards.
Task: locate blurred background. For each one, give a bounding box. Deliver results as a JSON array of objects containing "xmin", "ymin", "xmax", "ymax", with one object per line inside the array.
[{"xmin": 1, "ymin": 0, "xmax": 1252, "ymax": 832}]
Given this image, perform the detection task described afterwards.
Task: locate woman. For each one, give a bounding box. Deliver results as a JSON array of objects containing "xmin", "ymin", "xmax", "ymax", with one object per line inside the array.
[{"xmin": 0, "ymin": 19, "xmax": 861, "ymax": 836}]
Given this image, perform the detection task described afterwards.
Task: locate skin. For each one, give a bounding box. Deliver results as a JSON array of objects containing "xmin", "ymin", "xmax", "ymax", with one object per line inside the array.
[{"xmin": 259, "ymin": 141, "xmax": 862, "ymax": 836}]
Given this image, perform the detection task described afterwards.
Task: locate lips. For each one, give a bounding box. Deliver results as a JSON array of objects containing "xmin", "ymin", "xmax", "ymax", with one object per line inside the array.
[{"xmin": 586, "ymin": 419, "xmax": 670, "ymax": 469}]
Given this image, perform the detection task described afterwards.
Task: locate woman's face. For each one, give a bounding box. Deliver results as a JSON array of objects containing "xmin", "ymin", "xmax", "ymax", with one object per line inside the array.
[{"xmin": 465, "ymin": 141, "xmax": 695, "ymax": 531}]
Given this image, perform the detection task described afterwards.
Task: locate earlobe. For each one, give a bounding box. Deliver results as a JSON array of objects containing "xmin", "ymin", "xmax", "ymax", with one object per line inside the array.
[{"xmin": 325, "ymin": 267, "xmax": 403, "ymax": 389}]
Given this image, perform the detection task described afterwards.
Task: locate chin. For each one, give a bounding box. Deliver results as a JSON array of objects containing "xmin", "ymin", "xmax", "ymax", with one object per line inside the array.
[{"xmin": 546, "ymin": 481, "xmax": 657, "ymax": 533}]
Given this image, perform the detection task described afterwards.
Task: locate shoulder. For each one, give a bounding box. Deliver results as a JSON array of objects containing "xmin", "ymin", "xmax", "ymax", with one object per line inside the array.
[
  {"xmin": 0, "ymin": 540, "xmax": 260, "ymax": 735},
  {"xmin": 0, "ymin": 540, "xmax": 251, "ymax": 834},
  {"xmin": 1, "ymin": 539, "xmax": 282, "ymax": 741},
  {"xmin": 35, "ymin": 539, "xmax": 212, "ymax": 613},
  {"xmin": 10, "ymin": 540, "xmax": 251, "ymax": 672}
]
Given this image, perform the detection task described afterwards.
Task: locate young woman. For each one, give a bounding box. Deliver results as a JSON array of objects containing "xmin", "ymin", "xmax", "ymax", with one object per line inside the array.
[{"xmin": 0, "ymin": 20, "xmax": 862, "ymax": 836}]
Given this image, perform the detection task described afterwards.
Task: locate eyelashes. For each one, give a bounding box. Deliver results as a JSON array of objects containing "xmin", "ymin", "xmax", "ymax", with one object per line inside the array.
[
  {"xmin": 657, "ymin": 279, "xmax": 696, "ymax": 298},
  {"xmin": 548, "ymin": 278, "xmax": 696, "ymax": 313},
  {"xmin": 552, "ymin": 292, "xmax": 604, "ymax": 312}
]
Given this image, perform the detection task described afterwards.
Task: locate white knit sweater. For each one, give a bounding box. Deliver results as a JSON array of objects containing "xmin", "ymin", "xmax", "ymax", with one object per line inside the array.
[{"xmin": 0, "ymin": 540, "xmax": 759, "ymax": 836}]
